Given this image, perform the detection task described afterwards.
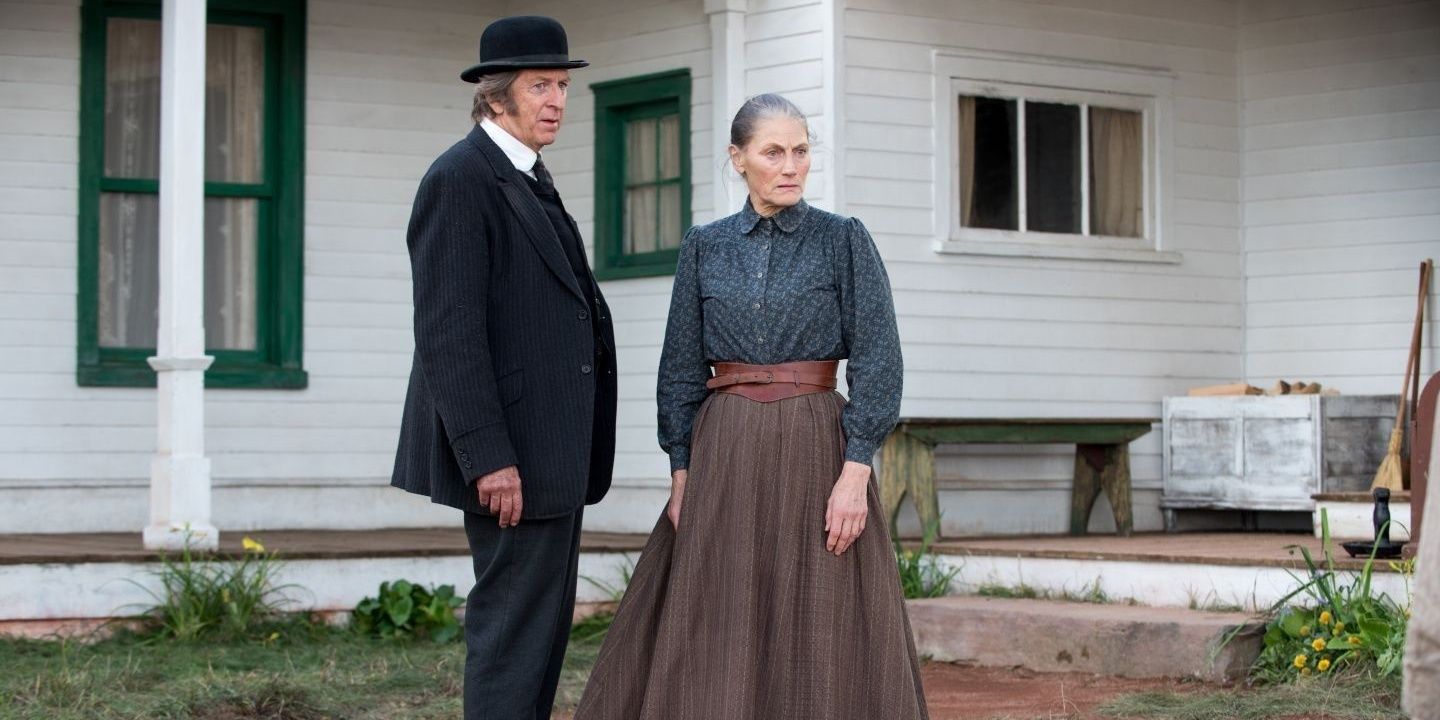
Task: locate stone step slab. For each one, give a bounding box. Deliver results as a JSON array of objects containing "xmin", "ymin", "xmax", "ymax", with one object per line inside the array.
[{"xmin": 907, "ymin": 595, "xmax": 1264, "ymax": 683}]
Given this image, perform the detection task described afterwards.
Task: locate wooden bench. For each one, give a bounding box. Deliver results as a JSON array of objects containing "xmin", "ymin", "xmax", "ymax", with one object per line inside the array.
[{"xmin": 878, "ymin": 418, "xmax": 1157, "ymax": 538}]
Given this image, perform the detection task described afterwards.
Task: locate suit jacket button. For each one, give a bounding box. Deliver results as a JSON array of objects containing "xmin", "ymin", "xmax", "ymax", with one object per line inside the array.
[
  {"xmin": 578, "ymin": 310, "xmax": 589, "ymax": 320},
  {"xmin": 581, "ymin": 364, "xmax": 592, "ymax": 374}
]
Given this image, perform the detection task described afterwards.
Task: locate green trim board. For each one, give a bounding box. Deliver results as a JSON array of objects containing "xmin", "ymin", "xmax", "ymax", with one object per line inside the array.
[
  {"xmin": 76, "ymin": 0, "xmax": 306, "ymax": 389},
  {"xmin": 591, "ymin": 69, "xmax": 691, "ymax": 281}
]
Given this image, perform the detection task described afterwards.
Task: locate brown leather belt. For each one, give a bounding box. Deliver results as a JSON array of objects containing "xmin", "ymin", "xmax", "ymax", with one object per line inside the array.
[{"xmin": 706, "ymin": 360, "xmax": 839, "ymax": 403}]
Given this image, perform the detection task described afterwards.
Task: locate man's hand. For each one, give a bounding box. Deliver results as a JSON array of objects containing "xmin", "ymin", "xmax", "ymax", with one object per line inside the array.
[{"xmin": 477, "ymin": 465, "xmax": 523, "ymax": 528}]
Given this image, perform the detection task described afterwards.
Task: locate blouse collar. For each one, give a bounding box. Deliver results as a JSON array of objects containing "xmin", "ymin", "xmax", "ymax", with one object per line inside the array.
[{"xmin": 739, "ymin": 197, "xmax": 809, "ymax": 235}]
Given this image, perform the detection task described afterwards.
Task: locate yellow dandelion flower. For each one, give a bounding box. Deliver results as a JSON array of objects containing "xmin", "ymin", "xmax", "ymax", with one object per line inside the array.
[
  {"xmin": 1319, "ymin": 611, "xmax": 1332, "ymax": 625},
  {"xmin": 1348, "ymin": 635, "xmax": 1362, "ymax": 646},
  {"xmin": 242, "ymin": 536, "xmax": 266, "ymax": 553},
  {"xmin": 1318, "ymin": 658, "xmax": 1331, "ymax": 672},
  {"xmin": 1299, "ymin": 625, "xmax": 1311, "ymax": 636},
  {"xmin": 1333, "ymin": 621, "xmax": 1345, "ymax": 634},
  {"xmin": 1294, "ymin": 654, "xmax": 1308, "ymax": 669},
  {"xmin": 1311, "ymin": 638, "xmax": 1327, "ymax": 652}
]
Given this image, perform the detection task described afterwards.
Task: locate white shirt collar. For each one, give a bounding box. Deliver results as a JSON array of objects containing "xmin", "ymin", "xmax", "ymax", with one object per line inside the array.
[{"xmin": 480, "ymin": 117, "xmax": 538, "ymax": 180}]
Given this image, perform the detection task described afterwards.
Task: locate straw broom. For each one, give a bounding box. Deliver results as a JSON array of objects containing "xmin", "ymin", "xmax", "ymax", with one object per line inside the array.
[{"xmin": 1373, "ymin": 259, "xmax": 1432, "ymax": 492}]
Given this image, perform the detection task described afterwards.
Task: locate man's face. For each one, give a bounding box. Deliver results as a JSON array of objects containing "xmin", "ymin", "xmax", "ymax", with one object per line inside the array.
[{"xmin": 492, "ymin": 69, "xmax": 570, "ymax": 152}]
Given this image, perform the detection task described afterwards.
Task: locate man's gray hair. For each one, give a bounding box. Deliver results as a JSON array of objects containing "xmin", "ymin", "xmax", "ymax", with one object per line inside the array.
[{"xmin": 472, "ymin": 71, "xmax": 520, "ymax": 122}]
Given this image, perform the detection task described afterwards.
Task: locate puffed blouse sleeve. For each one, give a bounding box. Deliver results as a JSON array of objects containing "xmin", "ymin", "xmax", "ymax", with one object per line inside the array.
[
  {"xmin": 656, "ymin": 227, "xmax": 709, "ymax": 472},
  {"xmin": 835, "ymin": 217, "xmax": 903, "ymax": 465}
]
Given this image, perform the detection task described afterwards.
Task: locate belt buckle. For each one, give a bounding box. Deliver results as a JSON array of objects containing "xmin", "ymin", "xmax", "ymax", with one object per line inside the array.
[{"xmin": 755, "ymin": 371, "xmax": 774, "ymax": 384}]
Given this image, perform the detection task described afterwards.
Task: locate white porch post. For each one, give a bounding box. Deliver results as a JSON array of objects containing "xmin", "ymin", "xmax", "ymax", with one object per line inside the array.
[
  {"xmin": 706, "ymin": 0, "xmax": 746, "ymax": 220},
  {"xmin": 143, "ymin": 0, "xmax": 216, "ymax": 551}
]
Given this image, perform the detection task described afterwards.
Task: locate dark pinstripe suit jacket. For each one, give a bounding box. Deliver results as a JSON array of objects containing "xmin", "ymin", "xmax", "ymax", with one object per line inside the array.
[{"xmin": 391, "ymin": 125, "xmax": 617, "ymax": 518}]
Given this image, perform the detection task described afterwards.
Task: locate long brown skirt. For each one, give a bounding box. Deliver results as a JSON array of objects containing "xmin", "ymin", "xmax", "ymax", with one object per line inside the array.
[{"xmin": 574, "ymin": 391, "xmax": 929, "ymax": 720}]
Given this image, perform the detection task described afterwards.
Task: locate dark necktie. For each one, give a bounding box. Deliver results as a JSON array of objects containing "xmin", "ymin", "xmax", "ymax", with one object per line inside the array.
[{"xmin": 532, "ymin": 156, "xmax": 555, "ymax": 194}]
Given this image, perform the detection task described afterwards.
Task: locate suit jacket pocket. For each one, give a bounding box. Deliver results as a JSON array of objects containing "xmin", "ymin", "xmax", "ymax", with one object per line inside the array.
[{"xmin": 496, "ymin": 368, "xmax": 524, "ymax": 408}]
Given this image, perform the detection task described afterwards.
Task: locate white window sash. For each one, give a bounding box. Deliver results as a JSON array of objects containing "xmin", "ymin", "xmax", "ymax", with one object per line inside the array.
[{"xmin": 933, "ymin": 50, "xmax": 1178, "ymax": 264}]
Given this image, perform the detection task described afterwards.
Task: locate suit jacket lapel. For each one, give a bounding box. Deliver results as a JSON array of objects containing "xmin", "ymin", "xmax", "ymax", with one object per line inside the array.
[{"xmin": 467, "ymin": 127, "xmax": 587, "ymax": 305}]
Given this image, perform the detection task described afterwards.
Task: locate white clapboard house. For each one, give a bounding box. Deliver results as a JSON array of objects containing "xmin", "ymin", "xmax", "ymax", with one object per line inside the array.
[{"xmin": 1, "ymin": 0, "xmax": 1437, "ymax": 624}]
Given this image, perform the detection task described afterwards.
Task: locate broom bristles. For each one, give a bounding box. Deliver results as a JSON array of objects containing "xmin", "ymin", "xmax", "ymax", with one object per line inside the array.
[{"xmin": 1370, "ymin": 427, "xmax": 1407, "ymax": 492}]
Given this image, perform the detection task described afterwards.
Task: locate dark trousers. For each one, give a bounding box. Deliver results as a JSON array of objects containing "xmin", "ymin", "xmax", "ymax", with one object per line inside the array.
[{"xmin": 463, "ymin": 508, "xmax": 584, "ymax": 720}]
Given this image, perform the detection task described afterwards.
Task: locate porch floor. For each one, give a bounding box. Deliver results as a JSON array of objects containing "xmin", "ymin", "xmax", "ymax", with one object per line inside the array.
[
  {"xmin": 0, "ymin": 528, "xmax": 1394, "ymax": 572},
  {"xmin": 929, "ymin": 531, "xmax": 1401, "ymax": 573},
  {"xmin": 0, "ymin": 528, "xmax": 645, "ymax": 565}
]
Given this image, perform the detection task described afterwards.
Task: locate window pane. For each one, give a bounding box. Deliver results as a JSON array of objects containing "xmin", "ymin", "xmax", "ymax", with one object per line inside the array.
[
  {"xmin": 104, "ymin": 18, "xmax": 162, "ymax": 179},
  {"xmin": 659, "ymin": 113, "xmax": 680, "ymax": 180},
  {"xmin": 98, "ymin": 193, "xmax": 259, "ymax": 350},
  {"xmin": 625, "ymin": 186, "xmax": 658, "ymax": 254},
  {"xmin": 958, "ymin": 96, "xmax": 1017, "ymax": 230},
  {"xmin": 626, "ymin": 118, "xmax": 658, "ymax": 184},
  {"xmin": 658, "ymin": 183, "xmax": 681, "ymax": 250},
  {"xmin": 98, "ymin": 192, "xmax": 160, "ymax": 347},
  {"xmin": 1025, "ymin": 101, "xmax": 1081, "ymax": 234},
  {"xmin": 204, "ymin": 197, "xmax": 258, "ymax": 350},
  {"xmin": 1090, "ymin": 107, "xmax": 1143, "ymax": 238},
  {"xmin": 206, "ymin": 24, "xmax": 265, "ymax": 184}
]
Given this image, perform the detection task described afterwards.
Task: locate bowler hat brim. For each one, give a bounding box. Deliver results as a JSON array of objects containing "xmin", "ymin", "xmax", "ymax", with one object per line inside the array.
[{"xmin": 461, "ymin": 58, "xmax": 590, "ymax": 83}]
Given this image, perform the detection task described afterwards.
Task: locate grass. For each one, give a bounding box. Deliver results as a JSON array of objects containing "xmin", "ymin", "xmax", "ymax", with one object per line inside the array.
[
  {"xmin": 1100, "ymin": 671, "xmax": 1404, "ymax": 719},
  {"xmin": 976, "ymin": 579, "xmax": 1124, "ymax": 606},
  {"xmin": 0, "ymin": 620, "xmax": 605, "ymax": 720}
]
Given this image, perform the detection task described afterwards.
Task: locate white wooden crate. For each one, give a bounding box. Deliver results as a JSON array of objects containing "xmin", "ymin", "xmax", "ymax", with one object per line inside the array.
[{"xmin": 1161, "ymin": 395, "xmax": 1397, "ymax": 520}]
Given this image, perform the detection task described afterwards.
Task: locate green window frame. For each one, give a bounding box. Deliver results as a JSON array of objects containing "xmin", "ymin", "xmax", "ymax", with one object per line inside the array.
[
  {"xmin": 591, "ymin": 70, "xmax": 691, "ymax": 281},
  {"xmin": 77, "ymin": 0, "xmax": 306, "ymax": 388}
]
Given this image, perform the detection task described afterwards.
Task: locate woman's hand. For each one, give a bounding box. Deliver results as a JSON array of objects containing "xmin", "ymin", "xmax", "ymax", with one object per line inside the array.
[
  {"xmin": 825, "ymin": 461, "xmax": 871, "ymax": 556},
  {"xmin": 668, "ymin": 469, "xmax": 688, "ymax": 530}
]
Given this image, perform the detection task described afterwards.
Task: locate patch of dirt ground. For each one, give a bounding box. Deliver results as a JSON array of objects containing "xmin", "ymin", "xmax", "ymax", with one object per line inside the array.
[
  {"xmin": 555, "ymin": 663, "xmax": 1214, "ymax": 719},
  {"xmin": 920, "ymin": 663, "xmax": 1207, "ymax": 719}
]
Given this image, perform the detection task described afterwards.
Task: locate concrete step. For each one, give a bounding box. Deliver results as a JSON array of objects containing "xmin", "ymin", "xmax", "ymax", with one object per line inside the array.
[{"xmin": 907, "ymin": 596, "xmax": 1264, "ymax": 683}]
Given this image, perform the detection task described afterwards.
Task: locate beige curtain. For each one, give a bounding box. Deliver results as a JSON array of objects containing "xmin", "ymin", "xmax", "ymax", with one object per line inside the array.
[
  {"xmin": 203, "ymin": 24, "xmax": 263, "ymax": 350},
  {"xmin": 1405, "ymin": 423, "xmax": 1440, "ymax": 717},
  {"xmin": 625, "ymin": 118, "xmax": 658, "ymax": 254},
  {"xmin": 98, "ymin": 19, "xmax": 263, "ymax": 351},
  {"xmin": 958, "ymin": 96, "xmax": 976, "ymax": 227},
  {"xmin": 658, "ymin": 114, "xmax": 682, "ymax": 250},
  {"xmin": 204, "ymin": 198, "xmax": 258, "ymax": 350},
  {"xmin": 99, "ymin": 18, "xmax": 162, "ymax": 348},
  {"xmin": 1089, "ymin": 107, "xmax": 1142, "ymax": 238}
]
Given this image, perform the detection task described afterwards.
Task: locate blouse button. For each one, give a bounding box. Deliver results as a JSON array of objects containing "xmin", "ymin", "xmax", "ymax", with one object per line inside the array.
[{"xmin": 752, "ymin": 303, "xmax": 761, "ymax": 310}]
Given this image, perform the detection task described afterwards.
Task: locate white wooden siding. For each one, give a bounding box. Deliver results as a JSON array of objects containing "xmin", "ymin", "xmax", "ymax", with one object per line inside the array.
[
  {"xmin": 1241, "ymin": 0, "xmax": 1440, "ymax": 395},
  {"xmin": 842, "ymin": 0, "xmax": 1244, "ymax": 536},
  {"xmin": 0, "ymin": 0, "xmax": 717, "ymax": 534}
]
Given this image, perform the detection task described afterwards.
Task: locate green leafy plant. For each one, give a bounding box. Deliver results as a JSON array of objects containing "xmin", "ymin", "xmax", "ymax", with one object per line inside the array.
[
  {"xmin": 571, "ymin": 556, "xmax": 637, "ymax": 644},
  {"xmin": 352, "ymin": 580, "xmax": 463, "ymax": 642},
  {"xmin": 895, "ymin": 518, "xmax": 960, "ymax": 599},
  {"xmin": 1245, "ymin": 511, "xmax": 1412, "ymax": 683},
  {"xmin": 580, "ymin": 555, "xmax": 635, "ymax": 605},
  {"xmin": 131, "ymin": 535, "xmax": 295, "ymax": 641}
]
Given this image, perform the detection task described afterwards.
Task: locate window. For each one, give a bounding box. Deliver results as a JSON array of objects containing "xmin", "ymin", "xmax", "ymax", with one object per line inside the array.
[
  {"xmin": 933, "ymin": 52, "xmax": 1177, "ymax": 264},
  {"xmin": 958, "ymin": 94, "xmax": 1143, "ymax": 238},
  {"xmin": 78, "ymin": 0, "xmax": 306, "ymax": 387},
  {"xmin": 591, "ymin": 70, "xmax": 691, "ymax": 280}
]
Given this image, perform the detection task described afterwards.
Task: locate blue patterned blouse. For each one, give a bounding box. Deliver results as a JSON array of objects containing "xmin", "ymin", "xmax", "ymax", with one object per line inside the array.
[{"xmin": 657, "ymin": 198, "xmax": 904, "ymax": 472}]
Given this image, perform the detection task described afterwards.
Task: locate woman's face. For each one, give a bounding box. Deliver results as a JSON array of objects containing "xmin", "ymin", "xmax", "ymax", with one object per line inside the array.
[{"xmin": 729, "ymin": 117, "xmax": 810, "ymax": 217}]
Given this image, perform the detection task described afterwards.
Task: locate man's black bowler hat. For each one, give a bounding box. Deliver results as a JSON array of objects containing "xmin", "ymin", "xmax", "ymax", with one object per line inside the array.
[{"xmin": 461, "ymin": 16, "xmax": 589, "ymax": 83}]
